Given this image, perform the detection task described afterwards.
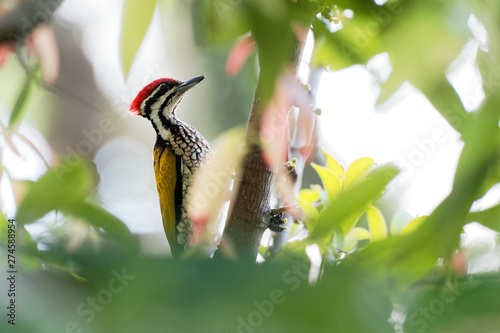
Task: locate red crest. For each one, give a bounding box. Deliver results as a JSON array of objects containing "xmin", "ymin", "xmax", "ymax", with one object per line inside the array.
[{"xmin": 129, "ymin": 78, "xmax": 180, "ymax": 115}]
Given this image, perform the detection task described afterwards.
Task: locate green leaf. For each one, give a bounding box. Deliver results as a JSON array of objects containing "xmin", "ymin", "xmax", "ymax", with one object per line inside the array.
[
  {"xmin": 258, "ymin": 244, "xmax": 268, "ymax": 258},
  {"xmin": 344, "ymin": 157, "xmax": 374, "ymax": 190},
  {"xmin": 0, "ymin": 210, "xmax": 8, "ymax": 244},
  {"xmin": 196, "ymin": 0, "xmax": 319, "ymax": 102},
  {"xmin": 276, "ymin": 238, "xmax": 310, "ymax": 261},
  {"xmin": 366, "ymin": 205, "xmax": 387, "ymax": 242},
  {"xmin": 311, "ymin": 14, "xmax": 381, "ymax": 70},
  {"xmin": 311, "ymin": 2, "xmax": 471, "ymax": 133},
  {"xmin": 466, "ymin": 204, "xmax": 500, "ymax": 233},
  {"xmin": 296, "ymin": 198, "xmax": 319, "ymax": 229},
  {"xmin": 70, "ymin": 201, "xmax": 138, "ymax": 252},
  {"xmin": 247, "ymin": 0, "xmax": 295, "ymax": 102},
  {"xmin": 377, "ymin": 2, "xmax": 470, "ymax": 132},
  {"xmin": 402, "ymin": 276, "xmax": 500, "ymax": 333},
  {"xmin": 347, "ymin": 94, "xmax": 500, "ymax": 289},
  {"xmin": 426, "ymin": 92, "xmax": 500, "ymax": 251},
  {"xmin": 389, "ymin": 210, "xmax": 413, "ymax": 236},
  {"xmin": 16, "ymin": 156, "xmax": 95, "ymax": 224},
  {"xmin": 192, "ymin": 0, "xmax": 249, "ymax": 46},
  {"xmin": 297, "ymin": 188, "xmax": 320, "ymax": 203},
  {"xmin": 340, "ymin": 211, "xmax": 366, "ymax": 235},
  {"xmin": 120, "ymin": 0, "xmax": 158, "ymax": 76},
  {"xmin": 311, "ymin": 164, "xmax": 399, "ymax": 240},
  {"xmin": 311, "ymin": 162, "xmax": 342, "ymax": 201},
  {"xmin": 8, "ymin": 69, "xmax": 36, "ymax": 129},
  {"xmin": 378, "ymin": 3, "xmax": 467, "ymax": 98},
  {"xmin": 333, "ymin": 225, "xmax": 345, "ymax": 252},
  {"xmin": 322, "ymin": 149, "xmax": 344, "ymax": 178},
  {"xmin": 344, "ymin": 227, "xmax": 371, "ymax": 252},
  {"xmin": 401, "ymin": 216, "xmax": 427, "ymax": 235}
]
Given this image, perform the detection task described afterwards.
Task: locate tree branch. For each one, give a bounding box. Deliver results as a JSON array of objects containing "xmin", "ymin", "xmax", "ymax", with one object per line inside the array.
[{"xmin": 270, "ymin": 205, "xmax": 299, "ymax": 216}]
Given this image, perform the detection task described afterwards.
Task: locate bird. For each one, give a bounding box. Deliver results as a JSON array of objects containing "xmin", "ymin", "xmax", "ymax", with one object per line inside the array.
[{"xmin": 129, "ymin": 75, "xmax": 211, "ymax": 257}]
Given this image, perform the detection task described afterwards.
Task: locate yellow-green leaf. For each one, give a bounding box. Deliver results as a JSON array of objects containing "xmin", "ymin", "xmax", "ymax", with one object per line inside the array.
[
  {"xmin": 70, "ymin": 273, "xmax": 89, "ymax": 284},
  {"xmin": 340, "ymin": 210, "xmax": 366, "ymax": 235},
  {"xmin": 344, "ymin": 157, "xmax": 375, "ymax": 189},
  {"xmin": 297, "ymin": 199, "xmax": 319, "ymax": 229},
  {"xmin": 390, "ymin": 210, "xmax": 413, "ymax": 236},
  {"xmin": 312, "ymin": 164, "xmax": 399, "ymax": 240},
  {"xmin": 298, "ymin": 188, "xmax": 321, "ymax": 203},
  {"xmin": 344, "ymin": 227, "xmax": 371, "ymax": 252},
  {"xmin": 401, "ymin": 216, "xmax": 427, "ymax": 235},
  {"xmin": 0, "ymin": 210, "xmax": 8, "ymax": 244},
  {"xmin": 312, "ymin": 184, "xmax": 330, "ymax": 207},
  {"xmin": 322, "ymin": 149, "xmax": 344, "ymax": 178},
  {"xmin": 311, "ymin": 162, "xmax": 342, "ymax": 201},
  {"xmin": 367, "ymin": 205, "xmax": 387, "ymax": 242},
  {"xmin": 258, "ymin": 245, "xmax": 268, "ymax": 258},
  {"xmin": 121, "ymin": 0, "xmax": 158, "ymax": 76}
]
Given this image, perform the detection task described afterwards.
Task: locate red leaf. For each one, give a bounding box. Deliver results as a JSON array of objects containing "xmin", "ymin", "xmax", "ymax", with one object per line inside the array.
[
  {"xmin": 0, "ymin": 43, "xmax": 13, "ymax": 66},
  {"xmin": 260, "ymin": 80, "xmax": 292, "ymax": 170},
  {"xmin": 290, "ymin": 106, "xmax": 318, "ymax": 164},
  {"xmin": 31, "ymin": 25, "xmax": 60, "ymax": 84},
  {"xmin": 451, "ymin": 251, "xmax": 467, "ymax": 277},
  {"xmin": 225, "ymin": 35, "xmax": 255, "ymax": 77},
  {"xmin": 187, "ymin": 129, "xmax": 245, "ymax": 250},
  {"xmin": 260, "ymin": 75, "xmax": 312, "ymax": 170},
  {"xmin": 189, "ymin": 214, "xmax": 210, "ymax": 247}
]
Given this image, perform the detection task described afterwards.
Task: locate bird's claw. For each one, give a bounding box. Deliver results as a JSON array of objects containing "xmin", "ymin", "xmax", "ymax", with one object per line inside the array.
[{"xmin": 269, "ymin": 212, "xmax": 287, "ymax": 232}]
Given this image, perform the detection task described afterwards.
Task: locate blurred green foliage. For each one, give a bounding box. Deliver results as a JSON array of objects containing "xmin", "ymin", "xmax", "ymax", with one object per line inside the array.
[
  {"xmin": 7, "ymin": 66, "xmax": 36, "ymax": 129},
  {"xmin": 1, "ymin": 0, "xmax": 500, "ymax": 332},
  {"xmin": 121, "ymin": 0, "xmax": 159, "ymax": 76}
]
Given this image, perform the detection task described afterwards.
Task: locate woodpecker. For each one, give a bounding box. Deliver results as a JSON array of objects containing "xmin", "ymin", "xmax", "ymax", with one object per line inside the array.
[{"xmin": 130, "ymin": 75, "xmax": 211, "ymax": 257}]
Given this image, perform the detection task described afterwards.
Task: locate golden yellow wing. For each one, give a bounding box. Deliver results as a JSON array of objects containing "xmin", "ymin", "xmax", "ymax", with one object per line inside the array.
[{"xmin": 153, "ymin": 141, "xmax": 180, "ymax": 255}]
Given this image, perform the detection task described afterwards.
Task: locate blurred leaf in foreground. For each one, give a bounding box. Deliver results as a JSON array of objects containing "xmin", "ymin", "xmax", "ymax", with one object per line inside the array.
[
  {"xmin": 403, "ymin": 276, "xmax": 500, "ymax": 333},
  {"xmin": 346, "ymin": 89, "xmax": 500, "ymax": 289},
  {"xmin": 16, "ymin": 156, "xmax": 95, "ymax": 224},
  {"xmin": 120, "ymin": 0, "xmax": 158, "ymax": 76},
  {"xmin": 8, "ymin": 67, "xmax": 36, "ymax": 129},
  {"xmin": 72, "ymin": 201, "xmax": 138, "ymax": 252},
  {"xmin": 466, "ymin": 204, "xmax": 500, "ymax": 233}
]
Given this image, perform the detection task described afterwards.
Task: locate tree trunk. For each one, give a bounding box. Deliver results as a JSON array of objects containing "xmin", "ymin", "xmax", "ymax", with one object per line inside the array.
[{"xmin": 221, "ymin": 36, "xmax": 306, "ymax": 261}]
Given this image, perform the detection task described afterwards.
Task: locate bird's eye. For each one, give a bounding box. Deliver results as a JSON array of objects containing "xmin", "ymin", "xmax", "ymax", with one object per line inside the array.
[{"xmin": 160, "ymin": 84, "xmax": 169, "ymax": 92}]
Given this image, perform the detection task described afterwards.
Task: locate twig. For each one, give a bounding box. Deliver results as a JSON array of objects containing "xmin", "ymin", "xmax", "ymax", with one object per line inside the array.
[{"xmin": 270, "ymin": 204, "xmax": 299, "ymax": 215}]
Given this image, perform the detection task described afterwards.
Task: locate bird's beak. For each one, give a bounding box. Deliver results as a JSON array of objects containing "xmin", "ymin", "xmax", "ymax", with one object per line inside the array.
[{"xmin": 176, "ymin": 75, "xmax": 205, "ymax": 94}]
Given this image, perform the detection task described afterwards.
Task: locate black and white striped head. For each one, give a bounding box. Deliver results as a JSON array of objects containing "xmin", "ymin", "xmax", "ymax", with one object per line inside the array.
[{"xmin": 130, "ymin": 75, "xmax": 205, "ymax": 135}]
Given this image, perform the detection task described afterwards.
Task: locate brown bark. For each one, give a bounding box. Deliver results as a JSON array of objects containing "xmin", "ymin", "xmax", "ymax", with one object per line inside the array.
[{"xmin": 221, "ymin": 35, "xmax": 306, "ymax": 261}]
